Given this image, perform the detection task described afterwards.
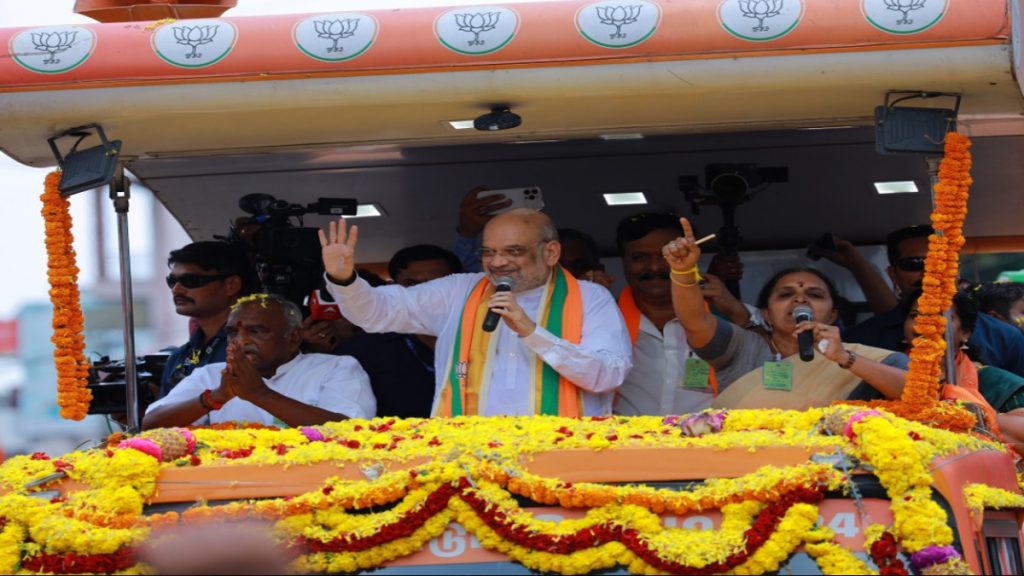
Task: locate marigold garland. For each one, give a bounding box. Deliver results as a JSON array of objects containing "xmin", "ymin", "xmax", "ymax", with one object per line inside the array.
[
  {"xmin": 0, "ymin": 410, "xmax": 1012, "ymax": 574},
  {"xmin": 40, "ymin": 170, "xmax": 91, "ymax": 420},
  {"xmin": 963, "ymin": 483, "xmax": 1024, "ymax": 514},
  {"xmin": 842, "ymin": 133, "xmax": 975, "ymax": 432}
]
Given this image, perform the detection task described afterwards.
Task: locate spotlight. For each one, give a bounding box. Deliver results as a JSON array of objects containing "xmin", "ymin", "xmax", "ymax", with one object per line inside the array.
[{"xmin": 474, "ymin": 106, "xmax": 522, "ymax": 131}]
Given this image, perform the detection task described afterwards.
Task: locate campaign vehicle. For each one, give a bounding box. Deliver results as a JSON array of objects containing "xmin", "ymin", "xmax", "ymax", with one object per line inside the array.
[{"xmin": 1, "ymin": 1, "xmax": 1023, "ymax": 574}]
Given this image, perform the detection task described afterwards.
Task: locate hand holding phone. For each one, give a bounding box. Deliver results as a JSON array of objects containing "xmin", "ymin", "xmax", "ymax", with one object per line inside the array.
[{"xmin": 477, "ymin": 187, "xmax": 545, "ymax": 214}]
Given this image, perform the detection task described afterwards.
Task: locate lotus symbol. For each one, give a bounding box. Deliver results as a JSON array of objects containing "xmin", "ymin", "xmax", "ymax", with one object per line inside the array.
[
  {"xmin": 454, "ymin": 12, "xmax": 501, "ymax": 46},
  {"xmin": 31, "ymin": 30, "xmax": 78, "ymax": 65},
  {"xmin": 595, "ymin": 5, "xmax": 642, "ymax": 39},
  {"xmin": 737, "ymin": 0, "xmax": 784, "ymax": 33},
  {"xmin": 313, "ymin": 18, "xmax": 360, "ymax": 53},
  {"xmin": 172, "ymin": 25, "xmax": 219, "ymax": 59},
  {"xmin": 884, "ymin": 0, "xmax": 927, "ymax": 25}
]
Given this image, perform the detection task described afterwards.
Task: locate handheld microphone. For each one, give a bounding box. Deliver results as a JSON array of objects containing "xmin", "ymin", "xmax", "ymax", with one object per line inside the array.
[
  {"xmin": 482, "ymin": 276, "xmax": 515, "ymax": 332},
  {"xmin": 793, "ymin": 305, "xmax": 815, "ymax": 362}
]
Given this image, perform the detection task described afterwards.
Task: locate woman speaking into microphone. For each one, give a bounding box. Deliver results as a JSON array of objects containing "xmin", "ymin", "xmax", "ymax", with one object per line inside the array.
[{"xmin": 662, "ymin": 217, "xmax": 909, "ymax": 410}]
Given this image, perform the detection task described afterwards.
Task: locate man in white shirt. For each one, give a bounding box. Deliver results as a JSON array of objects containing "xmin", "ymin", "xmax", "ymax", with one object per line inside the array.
[
  {"xmin": 612, "ymin": 213, "xmax": 711, "ymax": 415},
  {"xmin": 143, "ymin": 293, "xmax": 375, "ymax": 428},
  {"xmin": 612, "ymin": 213, "xmax": 753, "ymax": 416},
  {"xmin": 320, "ymin": 209, "xmax": 632, "ymax": 417}
]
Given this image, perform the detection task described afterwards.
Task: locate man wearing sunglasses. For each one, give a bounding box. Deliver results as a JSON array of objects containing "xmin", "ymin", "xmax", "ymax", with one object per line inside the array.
[
  {"xmin": 159, "ymin": 241, "xmax": 257, "ymax": 398},
  {"xmin": 846, "ymin": 226, "xmax": 1024, "ymax": 377}
]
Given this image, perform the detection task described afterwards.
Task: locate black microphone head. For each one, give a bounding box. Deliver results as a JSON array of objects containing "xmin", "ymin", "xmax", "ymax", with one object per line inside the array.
[
  {"xmin": 792, "ymin": 305, "xmax": 813, "ymax": 323},
  {"xmin": 494, "ymin": 276, "xmax": 515, "ymax": 291}
]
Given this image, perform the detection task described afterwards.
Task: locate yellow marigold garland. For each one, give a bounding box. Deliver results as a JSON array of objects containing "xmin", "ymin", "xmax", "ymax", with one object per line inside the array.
[
  {"xmin": 1, "ymin": 410, "xmax": 1010, "ymax": 574},
  {"xmin": 963, "ymin": 483, "xmax": 1024, "ymax": 514},
  {"xmin": 40, "ymin": 170, "xmax": 91, "ymax": 420},
  {"xmin": 804, "ymin": 527, "xmax": 874, "ymax": 575}
]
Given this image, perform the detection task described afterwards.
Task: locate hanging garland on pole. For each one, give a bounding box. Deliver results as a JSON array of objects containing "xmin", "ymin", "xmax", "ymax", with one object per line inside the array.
[{"xmin": 40, "ymin": 170, "xmax": 91, "ymax": 420}]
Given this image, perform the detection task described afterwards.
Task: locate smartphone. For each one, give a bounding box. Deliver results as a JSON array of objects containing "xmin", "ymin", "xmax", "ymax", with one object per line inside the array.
[
  {"xmin": 308, "ymin": 288, "xmax": 341, "ymax": 321},
  {"xmin": 478, "ymin": 187, "xmax": 545, "ymax": 214},
  {"xmin": 806, "ymin": 233, "xmax": 838, "ymax": 261}
]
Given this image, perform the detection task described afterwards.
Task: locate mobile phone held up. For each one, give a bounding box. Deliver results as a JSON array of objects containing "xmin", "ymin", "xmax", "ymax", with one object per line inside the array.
[
  {"xmin": 478, "ymin": 187, "xmax": 545, "ymax": 214},
  {"xmin": 806, "ymin": 233, "xmax": 838, "ymax": 261},
  {"xmin": 308, "ymin": 288, "xmax": 341, "ymax": 321}
]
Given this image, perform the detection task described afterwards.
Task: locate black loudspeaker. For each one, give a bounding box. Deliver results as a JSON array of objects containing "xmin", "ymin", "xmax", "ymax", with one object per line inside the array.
[
  {"xmin": 874, "ymin": 92, "xmax": 960, "ymax": 155},
  {"xmin": 47, "ymin": 124, "xmax": 121, "ymax": 196}
]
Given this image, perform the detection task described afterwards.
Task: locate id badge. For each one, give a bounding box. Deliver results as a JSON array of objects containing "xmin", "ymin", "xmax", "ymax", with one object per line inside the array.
[
  {"xmin": 682, "ymin": 357, "xmax": 711, "ymax": 389},
  {"xmin": 762, "ymin": 361, "xmax": 793, "ymax": 391}
]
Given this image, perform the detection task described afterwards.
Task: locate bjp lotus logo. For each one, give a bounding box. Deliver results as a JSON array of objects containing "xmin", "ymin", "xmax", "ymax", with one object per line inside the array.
[
  {"xmin": 737, "ymin": 0, "xmax": 784, "ymax": 32},
  {"xmin": 595, "ymin": 5, "xmax": 642, "ymax": 39},
  {"xmin": 31, "ymin": 30, "xmax": 78, "ymax": 65},
  {"xmin": 313, "ymin": 18, "xmax": 360, "ymax": 53},
  {"xmin": 172, "ymin": 24, "xmax": 220, "ymax": 59},
  {"xmin": 454, "ymin": 12, "xmax": 501, "ymax": 46},
  {"xmin": 884, "ymin": 0, "xmax": 927, "ymax": 25}
]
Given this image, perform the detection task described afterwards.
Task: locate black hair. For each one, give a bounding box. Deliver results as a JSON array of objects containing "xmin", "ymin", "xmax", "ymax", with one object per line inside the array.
[
  {"xmin": 755, "ymin": 267, "xmax": 841, "ymax": 310},
  {"xmin": 885, "ymin": 225, "xmax": 933, "ymax": 265},
  {"xmin": 615, "ymin": 212, "xmax": 683, "ymax": 254},
  {"xmin": 357, "ymin": 268, "xmax": 390, "ymax": 288},
  {"xmin": 977, "ymin": 282, "xmax": 1024, "ymax": 320},
  {"xmin": 167, "ymin": 241, "xmax": 258, "ymax": 295},
  {"xmin": 387, "ymin": 244, "xmax": 462, "ymax": 280},
  {"xmin": 558, "ymin": 228, "xmax": 600, "ymax": 258}
]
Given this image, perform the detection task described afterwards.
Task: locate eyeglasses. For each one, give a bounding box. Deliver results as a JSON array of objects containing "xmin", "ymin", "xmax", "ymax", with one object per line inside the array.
[
  {"xmin": 165, "ymin": 273, "xmax": 230, "ymax": 289},
  {"xmin": 478, "ymin": 242, "xmax": 544, "ymax": 261},
  {"xmin": 895, "ymin": 257, "xmax": 926, "ymax": 272}
]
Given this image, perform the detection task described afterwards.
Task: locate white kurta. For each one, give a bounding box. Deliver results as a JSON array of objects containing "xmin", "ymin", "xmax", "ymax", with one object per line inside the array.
[
  {"xmin": 613, "ymin": 314, "xmax": 714, "ymax": 416},
  {"xmin": 146, "ymin": 353, "xmax": 376, "ymax": 425},
  {"xmin": 326, "ymin": 272, "xmax": 633, "ymax": 416}
]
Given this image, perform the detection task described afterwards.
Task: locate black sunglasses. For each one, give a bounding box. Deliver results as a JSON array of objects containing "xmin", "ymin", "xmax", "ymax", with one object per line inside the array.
[
  {"xmin": 165, "ymin": 273, "xmax": 230, "ymax": 289},
  {"xmin": 895, "ymin": 257, "xmax": 926, "ymax": 272}
]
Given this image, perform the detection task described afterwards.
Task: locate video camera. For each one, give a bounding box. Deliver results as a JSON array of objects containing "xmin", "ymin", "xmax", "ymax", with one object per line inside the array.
[
  {"xmin": 234, "ymin": 193, "xmax": 356, "ymax": 310},
  {"xmin": 87, "ymin": 354, "xmax": 168, "ymax": 415}
]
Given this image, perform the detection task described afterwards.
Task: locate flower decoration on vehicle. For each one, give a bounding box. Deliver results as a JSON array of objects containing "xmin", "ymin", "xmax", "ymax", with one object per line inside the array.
[
  {"xmin": 841, "ymin": 133, "xmax": 974, "ymax": 432},
  {"xmin": 40, "ymin": 170, "xmax": 91, "ymax": 421},
  {"xmin": 0, "ymin": 410, "xmax": 1007, "ymax": 574}
]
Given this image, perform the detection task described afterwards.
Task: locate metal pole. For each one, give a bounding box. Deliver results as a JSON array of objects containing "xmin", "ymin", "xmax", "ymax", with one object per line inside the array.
[
  {"xmin": 926, "ymin": 156, "xmax": 958, "ymax": 386},
  {"xmin": 110, "ymin": 165, "xmax": 140, "ymax": 431}
]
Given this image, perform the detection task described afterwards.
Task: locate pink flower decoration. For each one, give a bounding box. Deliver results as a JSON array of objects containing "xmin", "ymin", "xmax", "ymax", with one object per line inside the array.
[
  {"xmin": 843, "ymin": 410, "xmax": 883, "ymax": 442},
  {"xmin": 301, "ymin": 427, "xmax": 326, "ymax": 442},
  {"xmin": 117, "ymin": 437, "xmax": 163, "ymax": 461},
  {"xmin": 177, "ymin": 428, "xmax": 197, "ymax": 454}
]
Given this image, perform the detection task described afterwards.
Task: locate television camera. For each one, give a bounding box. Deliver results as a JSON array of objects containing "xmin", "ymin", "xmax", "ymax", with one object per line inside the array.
[
  {"xmin": 86, "ymin": 354, "xmax": 168, "ymax": 416},
  {"xmin": 233, "ymin": 193, "xmax": 356, "ymax": 310}
]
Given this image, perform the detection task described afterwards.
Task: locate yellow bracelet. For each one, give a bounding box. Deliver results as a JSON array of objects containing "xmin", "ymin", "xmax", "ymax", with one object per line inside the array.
[
  {"xmin": 671, "ymin": 276, "xmax": 700, "ymax": 288},
  {"xmin": 670, "ymin": 266, "xmax": 703, "ymax": 280}
]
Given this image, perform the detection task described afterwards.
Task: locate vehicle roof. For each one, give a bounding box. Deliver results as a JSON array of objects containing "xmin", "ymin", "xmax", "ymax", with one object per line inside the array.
[{"xmin": 1, "ymin": 1, "xmax": 1022, "ymax": 259}]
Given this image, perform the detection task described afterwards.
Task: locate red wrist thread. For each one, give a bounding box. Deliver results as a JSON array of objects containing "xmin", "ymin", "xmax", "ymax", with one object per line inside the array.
[{"xmin": 202, "ymin": 389, "xmax": 225, "ymax": 411}]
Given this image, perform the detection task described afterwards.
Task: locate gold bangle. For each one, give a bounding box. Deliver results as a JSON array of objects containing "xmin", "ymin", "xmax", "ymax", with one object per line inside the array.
[{"xmin": 671, "ymin": 276, "xmax": 700, "ymax": 288}]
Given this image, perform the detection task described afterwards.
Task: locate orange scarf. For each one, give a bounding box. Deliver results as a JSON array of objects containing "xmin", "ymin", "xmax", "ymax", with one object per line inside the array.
[
  {"xmin": 436, "ymin": 267, "xmax": 584, "ymax": 417},
  {"xmin": 617, "ymin": 286, "xmax": 718, "ymax": 395}
]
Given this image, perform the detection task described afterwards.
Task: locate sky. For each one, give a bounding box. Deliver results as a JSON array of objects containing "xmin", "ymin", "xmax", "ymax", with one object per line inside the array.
[{"xmin": 0, "ymin": 0, "xmax": 553, "ymax": 319}]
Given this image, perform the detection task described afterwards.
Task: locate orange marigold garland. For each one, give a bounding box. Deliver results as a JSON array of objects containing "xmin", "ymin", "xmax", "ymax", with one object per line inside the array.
[
  {"xmin": 40, "ymin": 170, "xmax": 91, "ymax": 420},
  {"xmin": 844, "ymin": 132, "xmax": 974, "ymax": 431}
]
